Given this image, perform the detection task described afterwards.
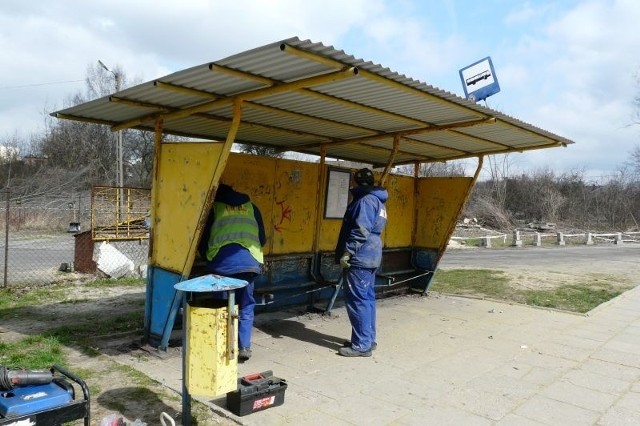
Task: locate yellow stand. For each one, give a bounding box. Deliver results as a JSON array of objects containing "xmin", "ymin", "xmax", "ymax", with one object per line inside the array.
[{"xmin": 185, "ymin": 301, "xmax": 238, "ymax": 396}]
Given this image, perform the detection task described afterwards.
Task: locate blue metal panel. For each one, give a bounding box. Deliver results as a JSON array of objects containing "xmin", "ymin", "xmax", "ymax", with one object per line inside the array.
[
  {"xmin": 146, "ymin": 266, "xmax": 183, "ymax": 349},
  {"xmin": 411, "ymin": 249, "xmax": 438, "ymax": 292},
  {"xmin": 414, "ymin": 249, "xmax": 437, "ymax": 271}
]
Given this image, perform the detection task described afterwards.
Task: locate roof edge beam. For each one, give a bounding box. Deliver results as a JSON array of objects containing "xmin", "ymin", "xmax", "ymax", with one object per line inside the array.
[
  {"xmin": 290, "ymin": 117, "xmax": 495, "ymax": 150},
  {"xmin": 280, "ymin": 43, "xmax": 345, "ymax": 70},
  {"xmin": 154, "ymin": 80, "xmax": 218, "ymax": 99},
  {"xmin": 245, "ymin": 101, "xmax": 378, "ymax": 136},
  {"xmin": 161, "ymin": 66, "xmax": 360, "ymax": 122},
  {"xmin": 109, "ymin": 95, "xmax": 172, "ymax": 111},
  {"xmin": 54, "ymin": 113, "xmax": 114, "ymax": 126},
  {"xmin": 210, "ymin": 64, "xmax": 274, "ymax": 85},
  {"xmin": 281, "ymin": 43, "xmax": 490, "ymax": 121}
]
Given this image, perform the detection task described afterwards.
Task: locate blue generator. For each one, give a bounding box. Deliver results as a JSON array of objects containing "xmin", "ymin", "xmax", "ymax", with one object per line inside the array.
[{"xmin": 0, "ymin": 365, "xmax": 89, "ymax": 425}]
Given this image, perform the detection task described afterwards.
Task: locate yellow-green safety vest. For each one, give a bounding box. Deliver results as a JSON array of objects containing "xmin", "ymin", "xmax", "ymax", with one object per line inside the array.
[{"xmin": 206, "ymin": 201, "xmax": 264, "ymax": 263}]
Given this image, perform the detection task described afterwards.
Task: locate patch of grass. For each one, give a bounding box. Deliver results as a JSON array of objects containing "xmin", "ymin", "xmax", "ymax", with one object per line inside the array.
[
  {"xmin": 0, "ymin": 335, "xmax": 65, "ymax": 368},
  {"xmin": 44, "ymin": 311, "xmax": 144, "ymax": 347},
  {"xmin": 0, "ymin": 311, "xmax": 144, "ymax": 366},
  {"xmin": 430, "ymin": 268, "xmax": 629, "ymax": 313},
  {"xmin": 69, "ymin": 367, "xmax": 102, "ymax": 396},
  {"xmin": 463, "ymin": 238, "xmax": 482, "ymax": 247},
  {"xmin": 525, "ymin": 285, "xmax": 624, "ymax": 313},
  {"xmin": 0, "ymin": 277, "xmax": 145, "ymax": 317},
  {"xmin": 430, "ymin": 269, "xmax": 512, "ymax": 298},
  {"xmin": 0, "ymin": 287, "xmax": 58, "ymax": 311},
  {"xmin": 85, "ymin": 277, "xmax": 145, "ymax": 288}
]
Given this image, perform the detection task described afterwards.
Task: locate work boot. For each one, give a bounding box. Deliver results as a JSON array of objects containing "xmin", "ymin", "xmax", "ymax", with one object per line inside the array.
[
  {"xmin": 338, "ymin": 346, "xmax": 372, "ymax": 357},
  {"xmin": 343, "ymin": 341, "xmax": 377, "ymax": 351},
  {"xmin": 238, "ymin": 348, "xmax": 252, "ymax": 361}
]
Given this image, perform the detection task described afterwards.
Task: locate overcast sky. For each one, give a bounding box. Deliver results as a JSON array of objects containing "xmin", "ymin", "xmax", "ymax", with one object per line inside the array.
[{"xmin": 1, "ymin": 0, "xmax": 639, "ymax": 181}]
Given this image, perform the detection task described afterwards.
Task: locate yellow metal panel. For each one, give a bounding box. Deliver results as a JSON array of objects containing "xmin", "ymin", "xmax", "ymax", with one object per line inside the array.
[
  {"xmin": 414, "ymin": 177, "xmax": 473, "ymax": 249},
  {"xmin": 221, "ymin": 153, "xmax": 275, "ymax": 255},
  {"xmin": 153, "ymin": 142, "xmax": 224, "ymax": 272},
  {"xmin": 270, "ymin": 159, "xmax": 319, "ymax": 254},
  {"xmin": 185, "ymin": 303, "xmax": 237, "ymax": 396},
  {"xmin": 221, "ymin": 154, "xmax": 320, "ymax": 255},
  {"xmin": 319, "ymin": 218, "xmax": 342, "ymax": 252},
  {"xmin": 383, "ymin": 174, "xmax": 415, "ymax": 248}
]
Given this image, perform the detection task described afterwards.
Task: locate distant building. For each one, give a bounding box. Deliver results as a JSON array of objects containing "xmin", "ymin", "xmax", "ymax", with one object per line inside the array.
[{"xmin": 22, "ymin": 155, "xmax": 49, "ymax": 167}]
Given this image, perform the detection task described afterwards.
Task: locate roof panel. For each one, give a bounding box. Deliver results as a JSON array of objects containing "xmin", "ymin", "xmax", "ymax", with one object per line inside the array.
[{"xmin": 53, "ymin": 37, "xmax": 573, "ymax": 166}]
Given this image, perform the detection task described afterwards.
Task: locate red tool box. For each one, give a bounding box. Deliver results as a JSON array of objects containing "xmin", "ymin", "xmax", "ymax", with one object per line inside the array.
[{"xmin": 226, "ymin": 370, "xmax": 287, "ymax": 416}]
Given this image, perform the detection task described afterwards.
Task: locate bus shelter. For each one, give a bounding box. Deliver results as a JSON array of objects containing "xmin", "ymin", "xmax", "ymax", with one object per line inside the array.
[{"xmin": 53, "ymin": 37, "xmax": 573, "ymax": 351}]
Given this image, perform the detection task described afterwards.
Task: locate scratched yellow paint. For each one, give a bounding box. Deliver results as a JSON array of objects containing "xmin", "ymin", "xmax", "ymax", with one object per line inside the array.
[
  {"xmin": 271, "ymin": 160, "xmax": 319, "ymax": 254},
  {"xmin": 414, "ymin": 177, "xmax": 473, "ymax": 249},
  {"xmin": 221, "ymin": 154, "xmax": 320, "ymax": 254},
  {"xmin": 220, "ymin": 153, "xmax": 275, "ymax": 255},
  {"xmin": 383, "ymin": 174, "xmax": 415, "ymax": 248},
  {"xmin": 152, "ymin": 145, "xmax": 471, "ymax": 274},
  {"xmin": 318, "ymin": 219, "xmax": 342, "ymax": 252},
  {"xmin": 153, "ymin": 142, "xmax": 224, "ymax": 273},
  {"xmin": 185, "ymin": 302, "xmax": 237, "ymax": 396}
]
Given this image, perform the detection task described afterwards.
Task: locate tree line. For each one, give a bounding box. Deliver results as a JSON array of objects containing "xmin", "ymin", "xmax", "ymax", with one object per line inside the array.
[
  {"xmin": 1, "ymin": 65, "xmax": 639, "ymax": 232},
  {"xmin": 465, "ymin": 165, "xmax": 640, "ymax": 231}
]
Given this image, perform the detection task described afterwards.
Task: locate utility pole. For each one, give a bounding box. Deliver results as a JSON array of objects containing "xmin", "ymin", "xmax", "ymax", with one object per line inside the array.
[
  {"xmin": 98, "ymin": 60, "xmax": 125, "ymax": 223},
  {"xmin": 98, "ymin": 60, "xmax": 123, "ymax": 190}
]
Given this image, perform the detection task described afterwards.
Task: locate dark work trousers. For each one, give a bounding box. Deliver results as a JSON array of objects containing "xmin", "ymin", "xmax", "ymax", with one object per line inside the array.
[
  {"xmin": 230, "ymin": 272, "xmax": 257, "ymax": 350},
  {"xmin": 203, "ymin": 271, "xmax": 257, "ymax": 350},
  {"xmin": 343, "ymin": 267, "xmax": 377, "ymax": 351}
]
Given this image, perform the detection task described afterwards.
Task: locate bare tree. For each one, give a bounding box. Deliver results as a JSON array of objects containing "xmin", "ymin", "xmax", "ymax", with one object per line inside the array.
[
  {"xmin": 394, "ymin": 160, "xmax": 468, "ymax": 177},
  {"xmin": 238, "ymin": 144, "xmax": 285, "ymax": 158},
  {"xmin": 486, "ymin": 153, "xmax": 512, "ymax": 208},
  {"xmin": 419, "ymin": 160, "xmax": 467, "ymax": 177},
  {"xmin": 126, "ymin": 130, "xmax": 155, "ymax": 187},
  {"xmin": 629, "ymin": 144, "xmax": 640, "ymax": 176}
]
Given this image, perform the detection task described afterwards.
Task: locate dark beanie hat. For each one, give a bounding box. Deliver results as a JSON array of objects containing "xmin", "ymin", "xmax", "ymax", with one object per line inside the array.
[{"xmin": 354, "ymin": 168, "xmax": 374, "ymax": 186}]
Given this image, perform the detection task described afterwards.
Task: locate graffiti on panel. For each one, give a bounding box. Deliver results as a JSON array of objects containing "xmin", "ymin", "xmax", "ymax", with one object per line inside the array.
[{"xmin": 274, "ymin": 199, "xmax": 293, "ymax": 233}]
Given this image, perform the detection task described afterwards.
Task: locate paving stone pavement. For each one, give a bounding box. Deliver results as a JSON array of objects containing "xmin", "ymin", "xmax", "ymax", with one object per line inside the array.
[{"xmin": 112, "ymin": 284, "xmax": 640, "ymax": 425}]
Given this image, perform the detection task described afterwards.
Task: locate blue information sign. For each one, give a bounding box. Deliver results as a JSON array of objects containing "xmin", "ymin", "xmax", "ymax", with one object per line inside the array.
[{"xmin": 459, "ymin": 57, "xmax": 500, "ymax": 102}]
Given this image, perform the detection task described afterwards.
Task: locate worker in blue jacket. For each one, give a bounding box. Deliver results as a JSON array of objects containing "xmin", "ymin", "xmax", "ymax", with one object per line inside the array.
[
  {"xmin": 335, "ymin": 168, "xmax": 388, "ymax": 357},
  {"xmin": 200, "ymin": 183, "xmax": 266, "ymax": 362}
]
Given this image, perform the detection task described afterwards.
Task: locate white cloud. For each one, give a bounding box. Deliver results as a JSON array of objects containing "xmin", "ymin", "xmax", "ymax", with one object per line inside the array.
[{"xmin": 1, "ymin": 0, "xmax": 639, "ymax": 178}]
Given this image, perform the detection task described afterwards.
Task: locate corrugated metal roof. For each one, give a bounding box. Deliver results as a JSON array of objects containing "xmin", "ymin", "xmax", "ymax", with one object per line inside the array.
[{"xmin": 53, "ymin": 37, "xmax": 573, "ymax": 167}]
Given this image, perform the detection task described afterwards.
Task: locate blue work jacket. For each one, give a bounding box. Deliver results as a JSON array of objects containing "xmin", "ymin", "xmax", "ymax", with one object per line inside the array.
[{"xmin": 335, "ymin": 185, "xmax": 388, "ymax": 269}]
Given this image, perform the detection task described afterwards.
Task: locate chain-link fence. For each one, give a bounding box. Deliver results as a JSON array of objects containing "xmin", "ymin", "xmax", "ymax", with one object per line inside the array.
[{"xmin": 0, "ymin": 187, "xmax": 150, "ymax": 288}]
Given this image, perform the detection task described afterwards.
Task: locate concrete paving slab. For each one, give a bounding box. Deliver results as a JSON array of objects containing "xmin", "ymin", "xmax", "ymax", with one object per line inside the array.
[{"xmin": 106, "ymin": 281, "xmax": 640, "ymax": 425}]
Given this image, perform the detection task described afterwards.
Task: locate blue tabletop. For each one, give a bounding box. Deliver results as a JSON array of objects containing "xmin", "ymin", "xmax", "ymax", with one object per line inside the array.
[{"xmin": 173, "ymin": 274, "xmax": 248, "ymax": 292}]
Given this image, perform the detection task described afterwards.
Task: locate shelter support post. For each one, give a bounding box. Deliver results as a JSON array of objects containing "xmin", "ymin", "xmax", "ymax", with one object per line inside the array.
[
  {"xmin": 379, "ymin": 135, "xmax": 400, "ymax": 187},
  {"xmin": 146, "ymin": 100, "xmax": 245, "ymax": 350}
]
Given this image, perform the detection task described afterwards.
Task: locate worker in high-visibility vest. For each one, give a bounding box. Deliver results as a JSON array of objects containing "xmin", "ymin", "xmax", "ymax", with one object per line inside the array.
[{"xmin": 200, "ymin": 183, "xmax": 266, "ymax": 362}]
